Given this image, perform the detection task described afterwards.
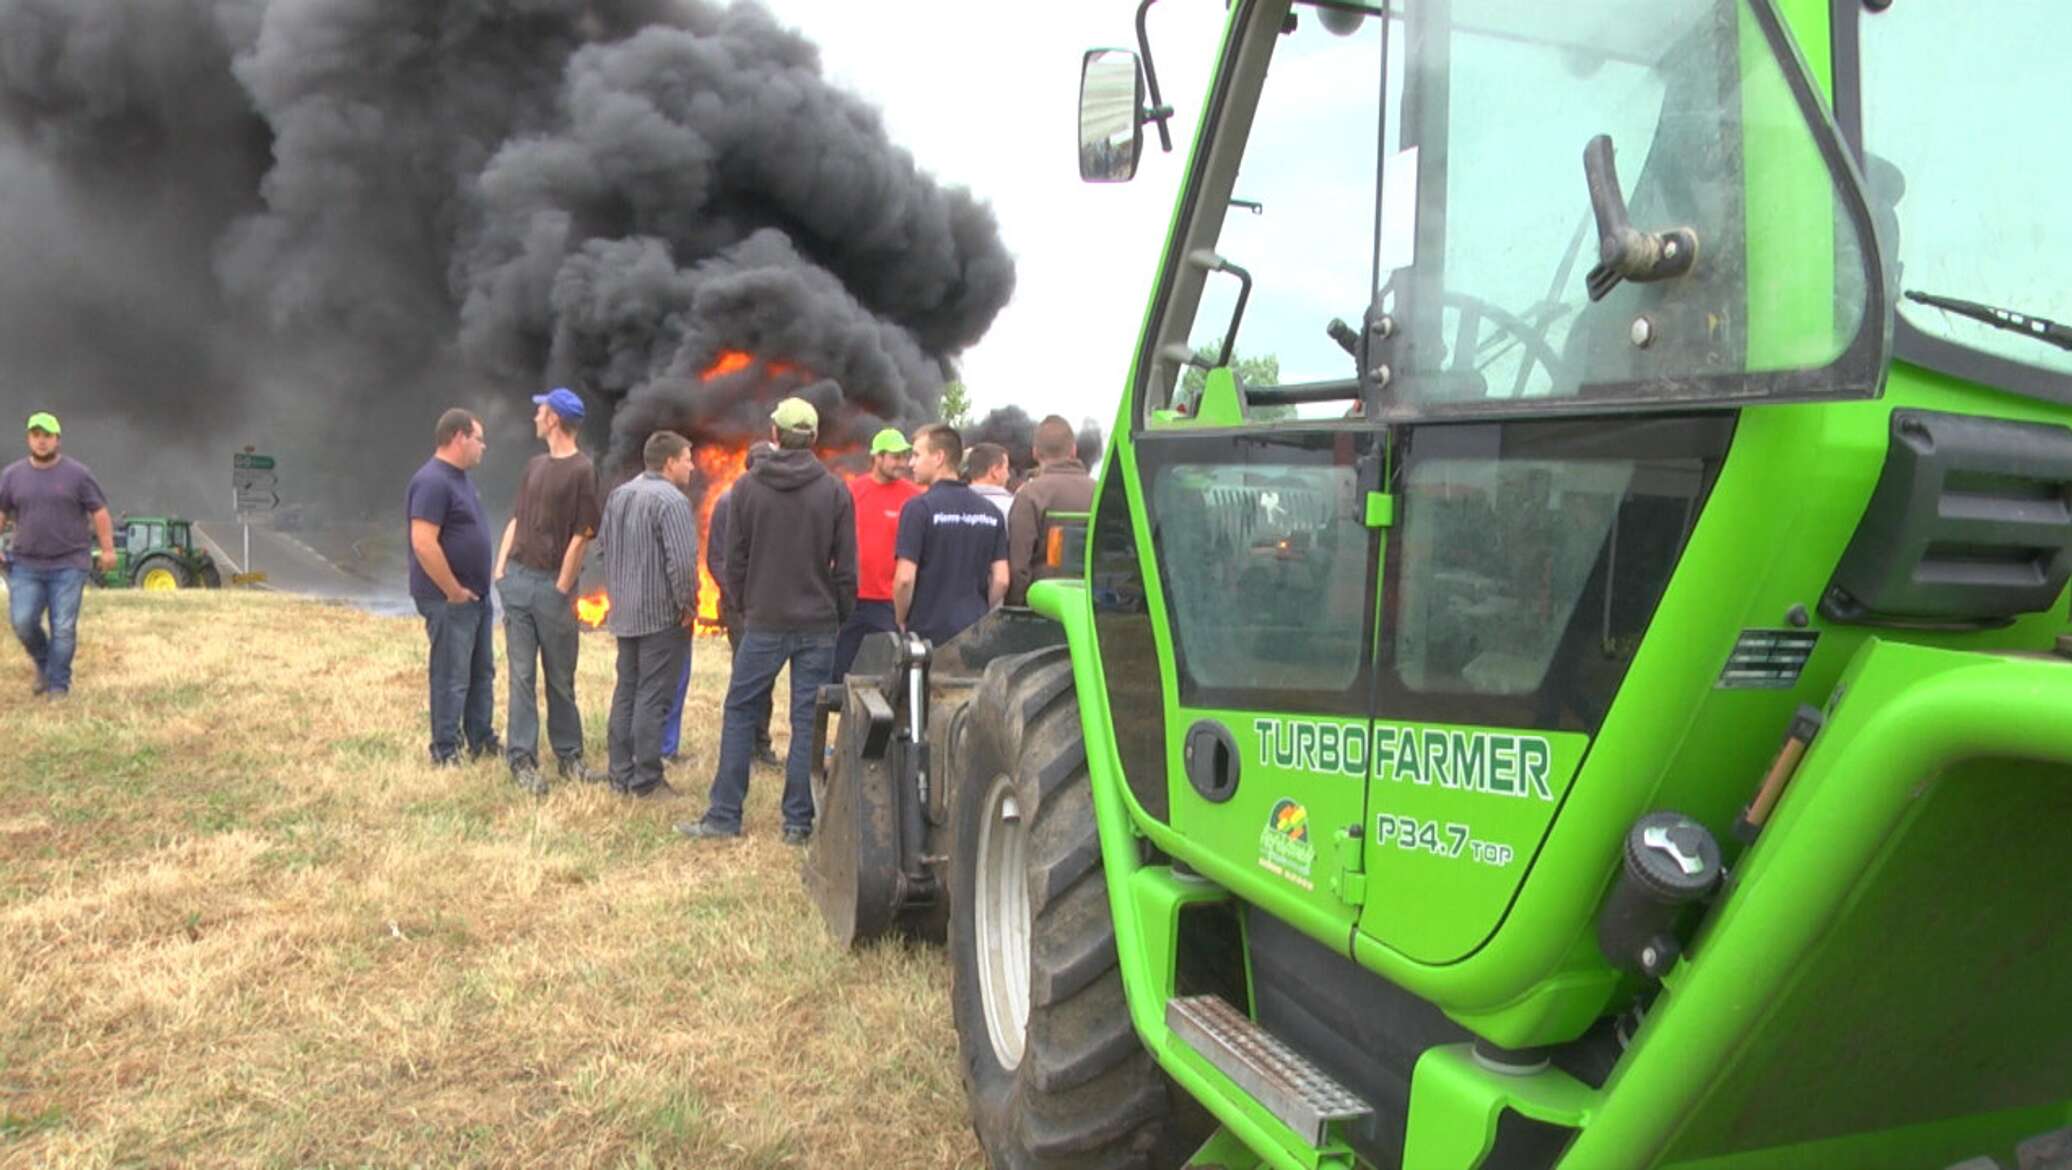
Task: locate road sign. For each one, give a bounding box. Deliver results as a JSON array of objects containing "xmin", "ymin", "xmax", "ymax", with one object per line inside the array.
[{"xmin": 233, "ymin": 454, "xmax": 279, "ymax": 516}]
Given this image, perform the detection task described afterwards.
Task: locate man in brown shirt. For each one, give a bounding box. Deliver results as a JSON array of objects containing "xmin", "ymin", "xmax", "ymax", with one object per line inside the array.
[
  {"xmin": 493, "ymin": 387, "xmax": 603, "ymax": 793},
  {"xmin": 1006, "ymin": 415, "xmax": 1097, "ymax": 605}
]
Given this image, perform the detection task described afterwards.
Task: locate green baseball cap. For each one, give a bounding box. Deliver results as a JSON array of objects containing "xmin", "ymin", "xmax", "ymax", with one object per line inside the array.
[
  {"xmin": 771, "ymin": 396, "xmax": 818, "ymax": 433},
  {"xmin": 870, "ymin": 427, "xmax": 913, "ymax": 455},
  {"xmin": 25, "ymin": 411, "xmax": 59, "ymax": 435}
]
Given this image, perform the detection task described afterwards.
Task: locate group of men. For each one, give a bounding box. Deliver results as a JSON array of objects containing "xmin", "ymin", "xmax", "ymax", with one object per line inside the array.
[
  {"xmin": 0, "ymin": 412, "xmax": 117, "ymax": 700},
  {"xmin": 674, "ymin": 408, "xmax": 1095, "ymax": 844}
]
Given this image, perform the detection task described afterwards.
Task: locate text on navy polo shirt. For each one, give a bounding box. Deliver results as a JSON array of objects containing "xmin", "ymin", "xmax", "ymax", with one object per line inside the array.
[{"xmin": 895, "ymin": 480, "xmax": 1009, "ymax": 645}]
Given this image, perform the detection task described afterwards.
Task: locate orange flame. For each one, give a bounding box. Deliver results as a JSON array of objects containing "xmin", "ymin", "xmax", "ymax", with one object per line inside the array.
[
  {"xmin": 703, "ymin": 350, "xmax": 754, "ymax": 380},
  {"xmin": 575, "ymin": 590, "xmax": 611, "ymax": 629},
  {"xmin": 695, "ymin": 445, "xmax": 750, "ymax": 629}
]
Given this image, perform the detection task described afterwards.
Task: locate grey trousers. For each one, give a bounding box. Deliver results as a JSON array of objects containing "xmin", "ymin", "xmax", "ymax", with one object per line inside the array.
[
  {"xmin": 609, "ymin": 626, "xmax": 690, "ymax": 794},
  {"xmin": 498, "ymin": 564, "xmax": 584, "ymax": 769}
]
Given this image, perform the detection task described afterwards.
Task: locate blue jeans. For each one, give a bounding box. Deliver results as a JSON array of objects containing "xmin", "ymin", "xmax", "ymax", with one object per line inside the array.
[
  {"xmin": 416, "ymin": 597, "xmax": 496, "ymax": 762},
  {"xmin": 704, "ymin": 628, "xmax": 834, "ymax": 833},
  {"xmin": 497, "ymin": 565, "xmax": 583, "ymax": 768},
  {"xmin": 8, "ymin": 565, "xmax": 88, "ymax": 692}
]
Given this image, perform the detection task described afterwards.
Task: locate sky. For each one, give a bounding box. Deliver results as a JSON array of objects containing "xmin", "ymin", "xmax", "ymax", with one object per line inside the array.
[{"xmin": 754, "ymin": 0, "xmax": 1231, "ymax": 432}]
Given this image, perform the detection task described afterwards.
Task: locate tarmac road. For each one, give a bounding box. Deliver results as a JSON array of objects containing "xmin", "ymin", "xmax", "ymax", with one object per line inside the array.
[{"xmin": 195, "ymin": 521, "xmax": 415, "ymax": 615}]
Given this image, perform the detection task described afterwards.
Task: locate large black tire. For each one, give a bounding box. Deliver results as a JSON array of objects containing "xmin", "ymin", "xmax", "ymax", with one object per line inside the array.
[
  {"xmin": 132, "ymin": 554, "xmax": 193, "ymax": 590},
  {"xmin": 948, "ymin": 646, "xmax": 1197, "ymax": 1169},
  {"xmin": 199, "ymin": 561, "xmax": 222, "ymax": 588}
]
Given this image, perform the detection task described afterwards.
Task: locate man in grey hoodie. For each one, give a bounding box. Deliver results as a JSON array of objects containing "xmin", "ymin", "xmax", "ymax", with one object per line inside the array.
[{"xmin": 678, "ymin": 397, "xmax": 857, "ymax": 844}]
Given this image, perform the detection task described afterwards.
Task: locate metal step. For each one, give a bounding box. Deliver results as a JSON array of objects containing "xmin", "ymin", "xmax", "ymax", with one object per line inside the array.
[{"xmin": 1167, "ymin": 994, "xmax": 1372, "ymax": 1147}]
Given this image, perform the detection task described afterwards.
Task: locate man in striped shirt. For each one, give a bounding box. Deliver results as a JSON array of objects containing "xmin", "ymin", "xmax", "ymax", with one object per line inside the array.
[{"xmin": 600, "ymin": 431, "xmax": 700, "ymax": 799}]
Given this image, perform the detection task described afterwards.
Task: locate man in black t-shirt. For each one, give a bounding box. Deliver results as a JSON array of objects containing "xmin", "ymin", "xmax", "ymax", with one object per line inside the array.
[
  {"xmin": 492, "ymin": 387, "xmax": 603, "ymax": 794},
  {"xmin": 893, "ymin": 424, "xmax": 1008, "ymax": 647},
  {"xmin": 406, "ymin": 408, "xmax": 497, "ymax": 767}
]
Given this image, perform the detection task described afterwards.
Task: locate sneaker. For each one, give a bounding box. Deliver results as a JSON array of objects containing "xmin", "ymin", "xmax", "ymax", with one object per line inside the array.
[
  {"xmin": 557, "ymin": 756, "xmax": 604, "ymax": 784},
  {"xmin": 781, "ymin": 825, "xmax": 812, "ymax": 847},
  {"xmin": 429, "ymin": 752, "xmax": 462, "ymax": 769},
  {"xmin": 624, "ymin": 779, "xmax": 682, "ymax": 802},
  {"xmin": 510, "ymin": 762, "xmax": 549, "ymax": 797},
  {"xmin": 30, "ymin": 674, "xmax": 48, "ymax": 697},
  {"xmin": 468, "ymin": 736, "xmax": 503, "ymax": 762},
  {"xmin": 751, "ymin": 746, "xmax": 782, "ymax": 769},
  {"xmin": 675, "ymin": 818, "xmax": 742, "ymax": 841},
  {"xmin": 44, "ymin": 688, "xmax": 68, "ymax": 702}
]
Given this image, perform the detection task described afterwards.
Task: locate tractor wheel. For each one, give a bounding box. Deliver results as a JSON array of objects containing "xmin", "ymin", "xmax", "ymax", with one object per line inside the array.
[
  {"xmin": 133, "ymin": 555, "xmax": 193, "ymax": 592},
  {"xmin": 199, "ymin": 562, "xmax": 222, "ymax": 589},
  {"xmin": 949, "ymin": 645, "xmax": 1193, "ymax": 1169}
]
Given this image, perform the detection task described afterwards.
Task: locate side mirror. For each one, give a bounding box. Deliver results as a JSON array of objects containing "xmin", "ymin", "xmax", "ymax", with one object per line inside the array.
[{"xmin": 1078, "ymin": 49, "xmax": 1145, "ymax": 183}]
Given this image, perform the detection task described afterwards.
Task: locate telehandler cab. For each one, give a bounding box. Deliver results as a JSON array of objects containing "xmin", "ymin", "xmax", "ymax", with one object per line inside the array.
[{"xmin": 804, "ymin": 2, "xmax": 2072, "ymax": 1167}]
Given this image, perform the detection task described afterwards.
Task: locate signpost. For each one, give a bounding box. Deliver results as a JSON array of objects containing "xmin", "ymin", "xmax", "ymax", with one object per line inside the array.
[{"xmin": 232, "ymin": 449, "xmax": 279, "ymax": 586}]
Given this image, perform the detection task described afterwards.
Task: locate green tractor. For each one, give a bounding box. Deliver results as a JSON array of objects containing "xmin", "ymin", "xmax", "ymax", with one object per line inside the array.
[
  {"xmin": 805, "ymin": 2, "xmax": 2072, "ymax": 1168},
  {"xmin": 102, "ymin": 516, "xmax": 223, "ymax": 591}
]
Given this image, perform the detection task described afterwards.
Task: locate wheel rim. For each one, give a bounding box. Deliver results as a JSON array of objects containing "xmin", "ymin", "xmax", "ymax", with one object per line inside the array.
[
  {"xmin": 141, "ymin": 567, "xmax": 179, "ymax": 591},
  {"xmin": 973, "ymin": 770, "xmax": 1031, "ymax": 1071}
]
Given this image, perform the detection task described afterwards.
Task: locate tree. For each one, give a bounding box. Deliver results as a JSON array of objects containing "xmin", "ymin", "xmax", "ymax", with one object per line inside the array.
[
  {"xmin": 1180, "ymin": 346, "xmax": 1293, "ymax": 420},
  {"xmin": 939, "ymin": 379, "xmax": 972, "ymax": 428}
]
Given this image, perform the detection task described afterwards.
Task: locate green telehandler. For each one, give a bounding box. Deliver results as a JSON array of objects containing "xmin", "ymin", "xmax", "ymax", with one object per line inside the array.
[{"xmin": 802, "ymin": 2, "xmax": 2072, "ymax": 1167}]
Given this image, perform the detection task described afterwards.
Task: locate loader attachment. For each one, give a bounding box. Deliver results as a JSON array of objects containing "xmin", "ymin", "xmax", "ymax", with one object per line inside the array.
[{"xmin": 802, "ymin": 609, "xmax": 1067, "ymax": 948}]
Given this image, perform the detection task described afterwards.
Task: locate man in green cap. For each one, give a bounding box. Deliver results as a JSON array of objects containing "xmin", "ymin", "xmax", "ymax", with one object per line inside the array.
[
  {"xmin": 0, "ymin": 412, "xmax": 116, "ymax": 698},
  {"xmin": 833, "ymin": 426, "xmax": 919, "ymax": 679}
]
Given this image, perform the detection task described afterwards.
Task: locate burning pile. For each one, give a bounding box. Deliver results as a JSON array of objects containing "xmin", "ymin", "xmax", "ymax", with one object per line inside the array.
[{"xmin": 0, "ymin": 1, "xmax": 1016, "ymax": 513}]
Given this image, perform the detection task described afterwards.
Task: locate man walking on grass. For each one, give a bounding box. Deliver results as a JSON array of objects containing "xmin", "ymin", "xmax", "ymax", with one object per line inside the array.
[
  {"xmin": 492, "ymin": 387, "xmax": 603, "ymax": 795},
  {"xmin": 1006, "ymin": 414, "xmax": 1097, "ymax": 606},
  {"xmin": 407, "ymin": 408, "xmax": 498, "ymax": 767},
  {"xmin": 680, "ymin": 397, "xmax": 856, "ymax": 845},
  {"xmin": 831, "ymin": 427, "xmax": 918, "ymax": 680},
  {"xmin": 0, "ymin": 411, "xmax": 116, "ymax": 700},
  {"xmin": 600, "ymin": 431, "xmax": 700, "ymax": 800},
  {"xmin": 894, "ymin": 424, "xmax": 1009, "ymax": 647}
]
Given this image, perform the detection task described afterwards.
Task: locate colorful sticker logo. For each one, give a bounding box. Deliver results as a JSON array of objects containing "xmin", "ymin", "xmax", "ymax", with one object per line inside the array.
[{"xmin": 1257, "ymin": 798, "xmax": 1316, "ymax": 890}]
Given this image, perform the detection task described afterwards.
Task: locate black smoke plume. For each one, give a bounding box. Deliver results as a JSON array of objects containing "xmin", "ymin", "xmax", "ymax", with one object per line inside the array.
[
  {"xmin": 966, "ymin": 406, "xmax": 1105, "ymax": 479},
  {"xmin": 0, "ymin": 0, "xmax": 1014, "ymax": 513}
]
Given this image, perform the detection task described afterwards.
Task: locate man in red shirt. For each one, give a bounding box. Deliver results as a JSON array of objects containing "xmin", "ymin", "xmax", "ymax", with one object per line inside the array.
[{"xmin": 833, "ymin": 427, "xmax": 919, "ymax": 679}]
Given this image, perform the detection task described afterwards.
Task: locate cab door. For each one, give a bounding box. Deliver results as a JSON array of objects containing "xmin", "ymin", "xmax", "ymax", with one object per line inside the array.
[{"xmin": 1355, "ymin": 0, "xmax": 1887, "ymax": 961}]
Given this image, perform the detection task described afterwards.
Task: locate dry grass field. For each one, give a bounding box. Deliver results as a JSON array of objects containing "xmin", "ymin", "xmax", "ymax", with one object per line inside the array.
[{"xmin": 0, "ymin": 589, "xmax": 982, "ymax": 1169}]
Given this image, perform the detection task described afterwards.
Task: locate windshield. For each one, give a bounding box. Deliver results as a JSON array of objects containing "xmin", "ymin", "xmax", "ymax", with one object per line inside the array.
[
  {"xmin": 1154, "ymin": 0, "xmax": 1879, "ymax": 424},
  {"xmin": 1859, "ymin": 2, "xmax": 2072, "ymax": 379}
]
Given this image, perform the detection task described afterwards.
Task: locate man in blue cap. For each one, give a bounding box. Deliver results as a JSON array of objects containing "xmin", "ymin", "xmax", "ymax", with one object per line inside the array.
[
  {"xmin": 492, "ymin": 387, "xmax": 603, "ymax": 794},
  {"xmin": 0, "ymin": 411, "xmax": 115, "ymax": 699}
]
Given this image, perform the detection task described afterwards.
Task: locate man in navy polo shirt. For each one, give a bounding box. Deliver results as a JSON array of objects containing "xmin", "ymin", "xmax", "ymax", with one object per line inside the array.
[
  {"xmin": 892, "ymin": 423, "xmax": 1008, "ymax": 647},
  {"xmin": 406, "ymin": 408, "xmax": 499, "ymax": 767}
]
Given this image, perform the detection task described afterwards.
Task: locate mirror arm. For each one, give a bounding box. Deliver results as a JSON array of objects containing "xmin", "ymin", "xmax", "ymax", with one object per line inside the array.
[
  {"xmin": 1582, "ymin": 134, "xmax": 1698, "ymax": 302},
  {"xmin": 1134, "ymin": 0, "xmax": 1176, "ymax": 152}
]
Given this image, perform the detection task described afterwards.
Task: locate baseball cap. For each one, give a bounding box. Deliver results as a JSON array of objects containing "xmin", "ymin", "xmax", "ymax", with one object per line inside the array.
[
  {"xmin": 25, "ymin": 411, "xmax": 59, "ymax": 435},
  {"xmin": 772, "ymin": 397, "xmax": 818, "ymax": 433},
  {"xmin": 869, "ymin": 428, "xmax": 912, "ymax": 455},
  {"xmin": 531, "ymin": 386, "xmax": 586, "ymax": 423}
]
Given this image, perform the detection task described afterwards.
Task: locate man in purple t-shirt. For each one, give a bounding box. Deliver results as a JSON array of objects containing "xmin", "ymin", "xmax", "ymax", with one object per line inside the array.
[{"xmin": 0, "ymin": 411, "xmax": 116, "ymax": 699}]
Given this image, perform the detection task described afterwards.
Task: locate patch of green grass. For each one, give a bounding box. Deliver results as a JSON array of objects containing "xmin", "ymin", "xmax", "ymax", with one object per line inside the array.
[
  {"xmin": 0, "ymin": 1105, "xmax": 65, "ymax": 1140},
  {"xmin": 327, "ymin": 734, "xmax": 401, "ymax": 763}
]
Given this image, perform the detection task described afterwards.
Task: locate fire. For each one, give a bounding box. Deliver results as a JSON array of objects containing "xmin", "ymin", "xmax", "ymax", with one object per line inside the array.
[
  {"xmin": 575, "ymin": 589, "xmax": 611, "ymax": 629},
  {"xmin": 703, "ymin": 350, "xmax": 753, "ymax": 380},
  {"xmin": 695, "ymin": 444, "xmax": 749, "ymax": 629}
]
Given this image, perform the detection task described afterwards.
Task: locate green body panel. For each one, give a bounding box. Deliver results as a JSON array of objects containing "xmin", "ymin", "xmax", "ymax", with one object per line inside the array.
[
  {"xmin": 1358, "ymin": 720, "xmax": 1584, "ymax": 963},
  {"xmin": 1025, "ymin": 0, "xmax": 2072, "ymax": 1166}
]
